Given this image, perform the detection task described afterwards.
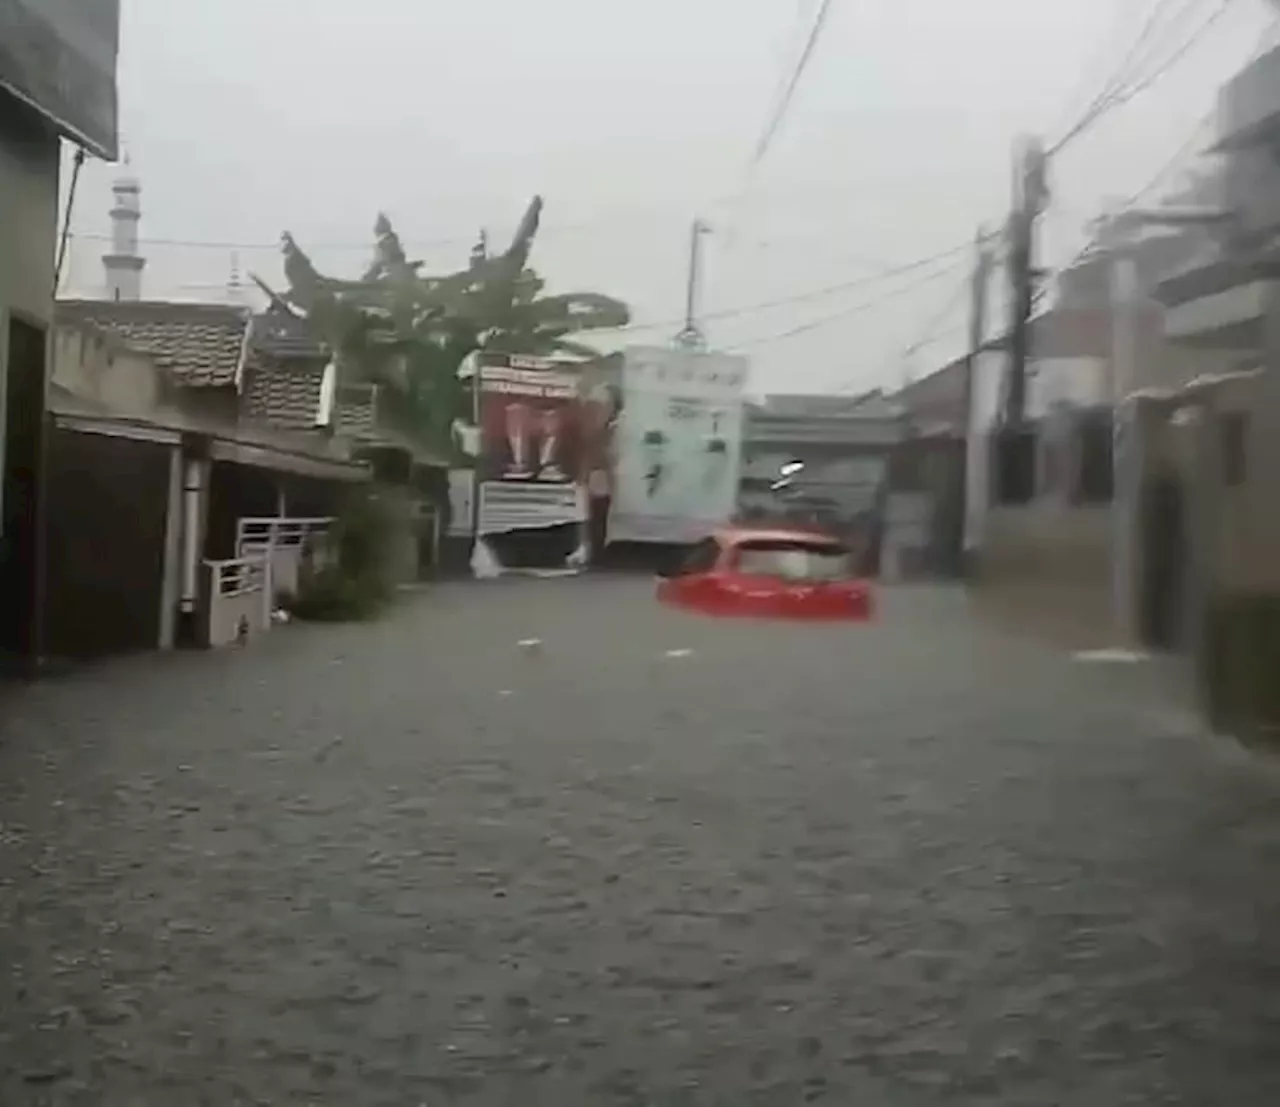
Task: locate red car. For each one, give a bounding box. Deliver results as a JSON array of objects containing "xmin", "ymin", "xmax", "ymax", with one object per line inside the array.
[{"xmin": 657, "ymin": 526, "xmax": 873, "ymax": 621}]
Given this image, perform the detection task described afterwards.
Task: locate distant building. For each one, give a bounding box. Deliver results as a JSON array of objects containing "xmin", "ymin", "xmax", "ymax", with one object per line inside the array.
[{"xmin": 103, "ymin": 168, "xmax": 145, "ymax": 301}]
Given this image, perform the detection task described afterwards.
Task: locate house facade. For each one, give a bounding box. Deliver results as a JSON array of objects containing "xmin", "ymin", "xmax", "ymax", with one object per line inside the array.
[
  {"xmin": 0, "ymin": 2, "xmax": 121, "ymax": 670},
  {"xmin": 1130, "ymin": 42, "xmax": 1280, "ymax": 673},
  {"xmin": 958, "ymin": 227, "xmax": 1242, "ymax": 646},
  {"xmin": 47, "ymin": 301, "xmax": 369, "ymax": 657}
]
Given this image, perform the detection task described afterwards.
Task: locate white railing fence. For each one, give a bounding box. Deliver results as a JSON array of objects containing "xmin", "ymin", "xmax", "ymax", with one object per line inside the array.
[{"xmin": 235, "ymin": 516, "xmax": 334, "ymax": 600}]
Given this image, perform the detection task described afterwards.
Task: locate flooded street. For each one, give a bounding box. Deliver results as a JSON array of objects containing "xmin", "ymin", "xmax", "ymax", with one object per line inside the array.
[{"xmin": 4, "ymin": 579, "xmax": 1280, "ymax": 1104}]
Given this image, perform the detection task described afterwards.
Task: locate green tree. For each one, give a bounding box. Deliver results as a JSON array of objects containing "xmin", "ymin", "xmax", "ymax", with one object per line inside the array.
[{"xmin": 275, "ymin": 197, "xmax": 630, "ymax": 459}]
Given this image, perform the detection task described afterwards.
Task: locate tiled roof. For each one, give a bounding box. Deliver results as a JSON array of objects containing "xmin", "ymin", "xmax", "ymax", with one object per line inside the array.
[
  {"xmin": 57, "ymin": 300, "xmax": 250, "ymax": 388},
  {"xmin": 331, "ymin": 383, "xmax": 451, "ymax": 468},
  {"xmin": 335, "ymin": 383, "xmax": 378, "ymax": 438},
  {"xmin": 243, "ymin": 360, "xmax": 327, "ymax": 429},
  {"xmin": 250, "ymin": 303, "xmax": 325, "ymax": 360}
]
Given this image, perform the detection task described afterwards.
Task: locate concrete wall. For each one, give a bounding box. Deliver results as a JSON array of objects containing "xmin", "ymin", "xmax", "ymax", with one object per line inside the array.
[
  {"xmin": 1218, "ymin": 45, "xmax": 1280, "ymax": 157},
  {"xmin": 206, "ymin": 569, "xmax": 270, "ymax": 648},
  {"xmin": 1186, "ymin": 373, "xmax": 1279, "ymax": 595},
  {"xmin": 53, "ymin": 322, "xmax": 163, "ymax": 414},
  {"xmin": 0, "ymin": 94, "xmax": 60, "ymax": 489},
  {"xmin": 977, "ymin": 501, "xmax": 1113, "ymax": 639},
  {"xmin": 0, "ymin": 98, "xmax": 59, "ymax": 323}
]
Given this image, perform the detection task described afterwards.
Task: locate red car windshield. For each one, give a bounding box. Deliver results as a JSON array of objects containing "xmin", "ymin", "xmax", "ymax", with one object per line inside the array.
[{"xmin": 733, "ymin": 540, "xmax": 856, "ymax": 582}]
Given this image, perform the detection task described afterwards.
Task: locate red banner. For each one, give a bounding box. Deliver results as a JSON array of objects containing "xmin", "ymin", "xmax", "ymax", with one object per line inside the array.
[{"xmin": 477, "ymin": 357, "xmax": 582, "ymax": 487}]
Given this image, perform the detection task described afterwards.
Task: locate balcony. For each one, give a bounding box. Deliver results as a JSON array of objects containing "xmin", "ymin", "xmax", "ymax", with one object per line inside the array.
[{"xmin": 1216, "ymin": 46, "xmax": 1280, "ymax": 151}]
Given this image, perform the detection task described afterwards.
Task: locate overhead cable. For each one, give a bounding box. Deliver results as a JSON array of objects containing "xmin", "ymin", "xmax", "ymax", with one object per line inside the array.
[
  {"xmin": 748, "ymin": 0, "xmax": 836, "ymax": 168},
  {"xmin": 610, "ymin": 238, "xmax": 972, "ymax": 337},
  {"xmin": 727, "ymin": 255, "xmax": 966, "ymax": 351},
  {"xmin": 1048, "ymin": 0, "xmax": 1231, "ymax": 156}
]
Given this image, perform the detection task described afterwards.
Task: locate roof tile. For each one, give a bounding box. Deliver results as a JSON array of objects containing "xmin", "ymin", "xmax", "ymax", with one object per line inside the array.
[
  {"xmin": 57, "ymin": 299, "xmax": 249, "ymax": 388},
  {"xmin": 243, "ymin": 360, "xmax": 327, "ymax": 429}
]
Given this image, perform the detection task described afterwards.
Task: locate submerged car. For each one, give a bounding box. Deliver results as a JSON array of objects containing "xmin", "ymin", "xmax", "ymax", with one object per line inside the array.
[{"xmin": 656, "ymin": 526, "xmax": 873, "ymax": 621}]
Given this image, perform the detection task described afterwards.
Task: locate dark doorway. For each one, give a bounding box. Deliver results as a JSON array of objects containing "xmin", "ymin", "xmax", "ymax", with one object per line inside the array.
[
  {"xmin": 206, "ymin": 461, "xmax": 279, "ymax": 559},
  {"xmin": 43, "ymin": 429, "xmax": 171, "ymax": 659},
  {"xmin": 1139, "ymin": 472, "xmax": 1186, "ymax": 651},
  {"xmin": 0, "ymin": 316, "xmax": 49, "ymax": 667}
]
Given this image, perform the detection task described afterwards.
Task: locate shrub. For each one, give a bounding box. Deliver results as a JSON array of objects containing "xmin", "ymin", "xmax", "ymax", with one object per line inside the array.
[{"xmin": 286, "ymin": 489, "xmax": 397, "ymax": 622}]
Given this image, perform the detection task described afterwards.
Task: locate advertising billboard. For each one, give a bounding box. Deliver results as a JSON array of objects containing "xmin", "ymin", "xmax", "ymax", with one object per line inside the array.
[
  {"xmin": 0, "ymin": 0, "xmax": 120, "ymax": 158},
  {"xmin": 608, "ymin": 346, "xmax": 749, "ymax": 544},
  {"xmin": 475, "ymin": 353, "xmax": 585, "ymax": 536}
]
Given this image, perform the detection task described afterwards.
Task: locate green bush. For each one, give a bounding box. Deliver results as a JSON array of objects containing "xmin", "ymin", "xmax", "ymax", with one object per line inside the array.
[
  {"xmin": 286, "ymin": 490, "xmax": 397, "ymax": 622},
  {"xmin": 1200, "ymin": 592, "xmax": 1280, "ymax": 743}
]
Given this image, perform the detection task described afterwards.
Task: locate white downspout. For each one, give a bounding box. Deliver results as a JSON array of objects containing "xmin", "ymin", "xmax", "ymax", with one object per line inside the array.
[
  {"xmin": 1108, "ymin": 233, "xmax": 1142, "ymax": 652},
  {"xmin": 180, "ymin": 457, "xmax": 206, "ymax": 613},
  {"xmin": 158, "ymin": 444, "xmax": 184, "ymax": 648}
]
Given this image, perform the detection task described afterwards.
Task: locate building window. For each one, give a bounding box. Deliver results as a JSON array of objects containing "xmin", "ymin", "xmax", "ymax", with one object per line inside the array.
[
  {"xmin": 1221, "ymin": 412, "xmax": 1247, "ymax": 487},
  {"xmin": 992, "ymin": 426, "xmax": 1037, "ymax": 505}
]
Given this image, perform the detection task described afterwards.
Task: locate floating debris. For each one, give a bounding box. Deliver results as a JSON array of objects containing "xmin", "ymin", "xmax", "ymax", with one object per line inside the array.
[{"xmin": 1072, "ymin": 648, "xmax": 1148, "ymax": 664}]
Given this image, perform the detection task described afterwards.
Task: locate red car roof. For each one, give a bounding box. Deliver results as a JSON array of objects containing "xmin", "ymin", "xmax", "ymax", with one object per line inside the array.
[{"xmin": 714, "ymin": 525, "xmax": 845, "ymax": 548}]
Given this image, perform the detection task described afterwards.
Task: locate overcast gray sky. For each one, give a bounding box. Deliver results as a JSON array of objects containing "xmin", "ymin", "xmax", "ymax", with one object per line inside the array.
[{"xmin": 60, "ymin": 0, "xmax": 1276, "ymax": 394}]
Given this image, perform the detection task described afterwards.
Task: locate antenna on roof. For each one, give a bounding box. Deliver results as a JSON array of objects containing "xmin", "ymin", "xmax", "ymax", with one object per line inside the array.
[
  {"xmin": 227, "ymin": 251, "xmax": 245, "ymax": 305},
  {"xmin": 249, "ymin": 272, "xmax": 299, "ymax": 316}
]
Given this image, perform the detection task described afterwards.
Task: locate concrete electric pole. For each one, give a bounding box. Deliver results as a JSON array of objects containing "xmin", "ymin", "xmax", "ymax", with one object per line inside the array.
[
  {"xmin": 960, "ymin": 228, "xmax": 994, "ymax": 569},
  {"xmin": 1003, "ymin": 136, "xmax": 1049, "ymax": 428},
  {"xmin": 675, "ymin": 218, "xmax": 711, "ymax": 350}
]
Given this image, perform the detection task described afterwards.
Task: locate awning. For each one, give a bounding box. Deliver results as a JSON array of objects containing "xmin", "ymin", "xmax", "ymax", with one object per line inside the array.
[
  {"xmin": 52, "ymin": 413, "xmax": 183, "ymax": 446},
  {"xmin": 209, "ymin": 437, "xmax": 369, "ymax": 482},
  {"xmin": 50, "ymin": 392, "xmax": 370, "ymax": 483}
]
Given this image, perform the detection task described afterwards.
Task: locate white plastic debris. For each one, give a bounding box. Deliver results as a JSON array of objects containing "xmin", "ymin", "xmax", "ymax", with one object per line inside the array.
[
  {"xmin": 470, "ymin": 539, "xmax": 504, "ymax": 579},
  {"xmin": 1072, "ymin": 647, "xmax": 1148, "ymax": 663},
  {"xmin": 518, "ymin": 638, "xmax": 543, "ymax": 654},
  {"xmin": 664, "ymin": 648, "xmax": 694, "ymax": 659}
]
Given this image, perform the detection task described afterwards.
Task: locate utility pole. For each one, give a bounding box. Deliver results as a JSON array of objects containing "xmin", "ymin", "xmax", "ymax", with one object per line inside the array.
[
  {"xmin": 675, "ymin": 218, "xmax": 711, "ymax": 350},
  {"xmin": 962, "ymin": 227, "xmax": 994, "ymax": 435},
  {"xmin": 1003, "ymin": 136, "xmax": 1048, "ymax": 427},
  {"xmin": 1105, "ymin": 212, "xmax": 1142, "ymax": 653},
  {"xmin": 960, "ymin": 227, "xmax": 994, "ymax": 567}
]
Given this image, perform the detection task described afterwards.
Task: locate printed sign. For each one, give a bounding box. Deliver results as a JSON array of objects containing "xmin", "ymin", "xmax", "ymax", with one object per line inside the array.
[
  {"xmin": 476, "ymin": 354, "xmax": 585, "ymax": 535},
  {"xmin": 607, "ymin": 346, "xmax": 748, "ymax": 544}
]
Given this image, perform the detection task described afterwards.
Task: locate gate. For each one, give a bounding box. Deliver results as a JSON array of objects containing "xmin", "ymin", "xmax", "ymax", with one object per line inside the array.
[{"xmin": 1139, "ymin": 472, "xmax": 1186, "ymax": 651}]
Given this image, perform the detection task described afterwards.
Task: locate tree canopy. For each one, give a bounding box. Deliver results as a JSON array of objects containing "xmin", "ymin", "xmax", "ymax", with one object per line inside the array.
[{"xmin": 274, "ymin": 197, "xmax": 631, "ymax": 461}]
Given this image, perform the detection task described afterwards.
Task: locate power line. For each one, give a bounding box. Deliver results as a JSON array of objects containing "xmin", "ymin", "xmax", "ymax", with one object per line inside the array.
[
  {"xmin": 748, "ymin": 0, "xmax": 836, "ymax": 168},
  {"xmin": 613, "ymin": 238, "xmax": 971, "ymax": 337},
  {"xmin": 1104, "ymin": 0, "xmax": 1234, "ymax": 106},
  {"xmin": 1044, "ymin": 17, "xmax": 1280, "ymax": 286},
  {"xmin": 1048, "ymin": 1, "xmax": 1174, "ymax": 142},
  {"xmin": 901, "ymin": 277, "xmax": 973, "ymax": 364},
  {"xmin": 1048, "ymin": 0, "xmax": 1231, "ymax": 156},
  {"xmin": 726, "ymin": 255, "xmax": 966, "ymax": 351},
  {"xmin": 136, "ymin": 233, "xmax": 974, "ymax": 343},
  {"xmin": 1050, "ymin": 0, "xmax": 1193, "ymax": 150},
  {"xmin": 62, "ymin": 212, "xmax": 647, "ymax": 255}
]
